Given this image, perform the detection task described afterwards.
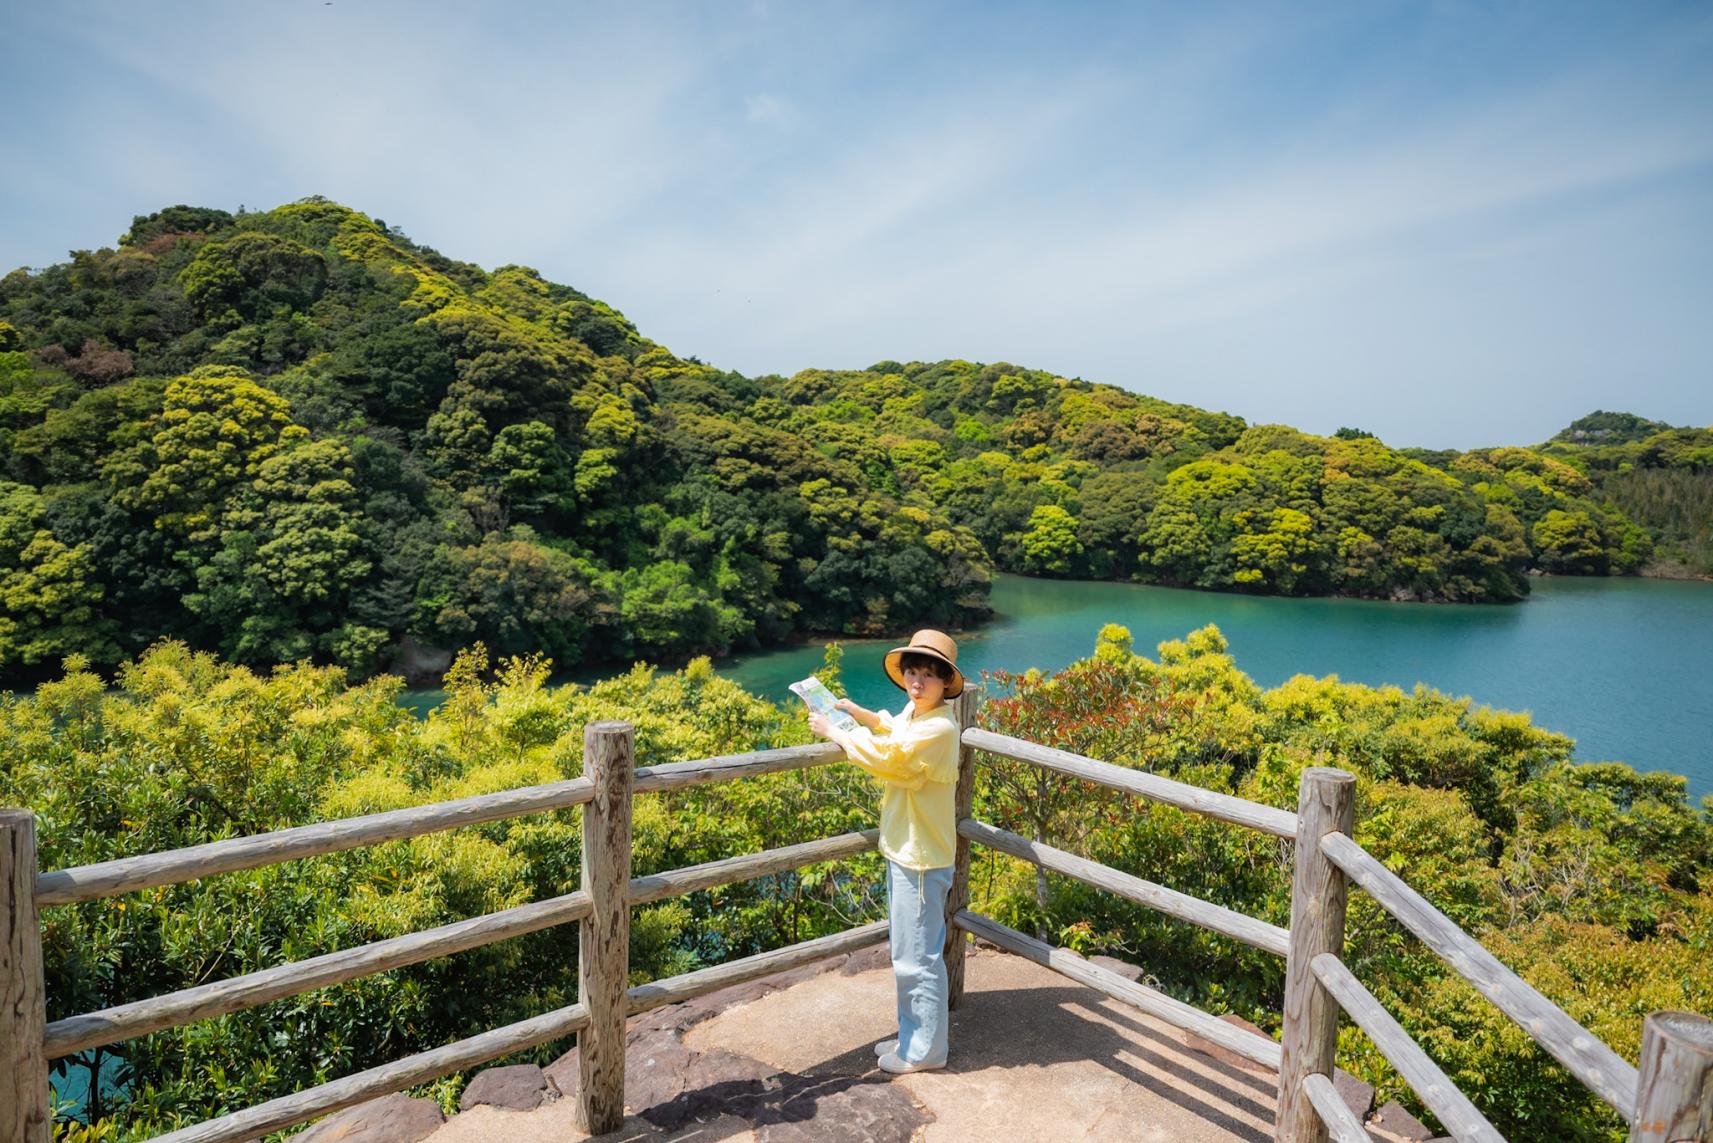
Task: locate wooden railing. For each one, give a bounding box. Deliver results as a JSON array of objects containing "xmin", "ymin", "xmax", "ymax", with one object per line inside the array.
[
  {"xmin": 955, "ymin": 730, "xmax": 1713, "ymax": 1143},
  {"xmin": 3, "ymin": 693, "xmax": 1710, "ymax": 1143}
]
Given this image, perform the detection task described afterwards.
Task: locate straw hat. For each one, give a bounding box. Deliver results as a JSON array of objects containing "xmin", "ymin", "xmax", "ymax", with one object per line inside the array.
[{"xmin": 883, "ymin": 629, "xmax": 965, "ymax": 698}]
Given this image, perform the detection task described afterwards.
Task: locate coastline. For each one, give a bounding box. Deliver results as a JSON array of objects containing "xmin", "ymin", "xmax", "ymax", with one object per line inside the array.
[{"xmin": 1637, "ymin": 559, "xmax": 1713, "ymax": 582}]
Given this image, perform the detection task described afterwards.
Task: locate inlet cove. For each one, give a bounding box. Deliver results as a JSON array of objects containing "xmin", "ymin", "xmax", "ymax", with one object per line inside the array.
[{"xmin": 719, "ymin": 573, "xmax": 1713, "ymax": 797}]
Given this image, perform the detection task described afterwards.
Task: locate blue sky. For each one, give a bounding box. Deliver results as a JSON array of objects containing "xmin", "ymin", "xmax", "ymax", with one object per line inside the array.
[{"xmin": 2, "ymin": 1, "xmax": 1710, "ymax": 448}]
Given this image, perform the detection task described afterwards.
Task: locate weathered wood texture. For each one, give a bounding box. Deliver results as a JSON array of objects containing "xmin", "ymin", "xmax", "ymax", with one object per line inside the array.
[
  {"xmin": 945, "ymin": 687, "xmax": 982, "ymax": 1011},
  {"xmin": 959, "ymin": 818, "xmax": 1290, "ymax": 957},
  {"xmin": 627, "ymin": 920, "xmax": 889, "ymax": 1015},
  {"xmin": 953, "ymin": 909, "xmax": 1283, "ymax": 1072},
  {"xmin": 147, "ymin": 999, "xmax": 592, "ymax": 1143},
  {"xmin": 35, "ymin": 743, "xmax": 844, "ymax": 909},
  {"xmin": 628, "ymin": 829, "xmax": 878, "ymax": 906},
  {"xmin": 2, "ymin": 809, "xmax": 49, "ymax": 1143},
  {"xmin": 1299, "ymin": 1071, "xmax": 1374, "ymax": 1143},
  {"xmin": 961, "ymin": 727, "xmax": 1299, "ymax": 838},
  {"xmin": 632, "ymin": 742, "xmax": 844, "ymax": 794},
  {"xmin": 149, "ymin": 919, "xmax": 891, "ymax": 1143},
  {"xmin": 1321, "ymin": 829, "xmax": 1639, "ymax": 1120},
  {"xmin": 34, "ymin": 777, "xmax": 596, "ymax": 907},
  {"xmin": 1628, "ymin": 1010, "xmax": 1713, "ymax": 1143},
  {"xmin": 1312, "ymin": 953, "xmax": 1504, "ymax": 1143},
  {"xmin": 575, "ymin": 721, "xmax": 633, "ymax": 1135},
  {"xmin": 43, "ymin": 888, "xmax": 594, "ymax": 1059},
  {"xmin": 47, "ymin": 829, "xmax": 880, "ymax": 1058},
  {"xmin": 1278, "ymin": 768, "xmax": 1356, "ymax": 1143}
]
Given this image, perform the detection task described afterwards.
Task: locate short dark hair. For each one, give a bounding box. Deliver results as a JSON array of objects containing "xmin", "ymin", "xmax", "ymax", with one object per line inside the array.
[{"xmin": 898, "ymin": 651, "xmax": 953, "ymax": 682}]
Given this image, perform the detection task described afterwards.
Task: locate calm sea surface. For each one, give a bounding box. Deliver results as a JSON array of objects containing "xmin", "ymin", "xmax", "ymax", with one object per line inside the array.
[{"xmin": 403, "ymin": 573, "xmax": 1713, "ymax": 796}]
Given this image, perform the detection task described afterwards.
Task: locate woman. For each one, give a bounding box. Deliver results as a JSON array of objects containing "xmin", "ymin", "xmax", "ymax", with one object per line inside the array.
[{"xmin": 807, "ymin": 629, "xmax": 963, "ymax": 1075}]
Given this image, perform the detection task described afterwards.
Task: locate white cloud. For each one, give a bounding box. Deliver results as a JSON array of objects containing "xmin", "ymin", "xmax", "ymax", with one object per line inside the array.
[
  {"xmin": 590, "ymin": 19, "xmax": 1713, "ymax": 442},
  {"xmin": 4, "ymin": 2, "xmax": 1708, "ymax": 444}
]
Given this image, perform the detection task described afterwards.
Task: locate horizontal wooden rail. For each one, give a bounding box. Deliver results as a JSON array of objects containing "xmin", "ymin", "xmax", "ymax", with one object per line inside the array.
[
  {"xmin": 958, "ymin": 818, "xmax": 1290, "ymax": 956},
  {"xmin": 1321, "ymin": 830, "xmax": 1639, "ymax": 1121},
  {"xmin": 148, "ymin": 999, "xmax": 592, "ymax": 1143},
  {"xmin": 36, "ymin": 743, "xmax": 848, "ymax": 909},
  {"xmin": 953, "ymin": 909, "xmax": 1282, "ymax": 1072},
  {"xmin": 1311, "ymin": 953, "xmax": 1504, "ymax": 1143},
  {"xmin": 47, "ymin": 829, "xmax": 881, "ymax": 1058},
  {"xmin": 963, "ymin": 728, "xmax": 1299, "ymax": 839},
  {"xmin": 35, "ymin": 777, "xmax": 596, "ymax": 907},
  {"xmin": 149, "ymin": 919, "xmax": 888, "ymax": 1143},
  {"xmin": 45, "ymin": 889, "xmax": 594, "ymax": 1059},
  {"xmin": 628, "ymin": 828, "xmax": 877, "ymax": 906},
  {"xmin": 1299, "ymin": 1072, "xmax": 1370, "ymax": 1143},
  {"xmin": 632, "ymin": 742, "xmax": 844, "ymax": 795}
]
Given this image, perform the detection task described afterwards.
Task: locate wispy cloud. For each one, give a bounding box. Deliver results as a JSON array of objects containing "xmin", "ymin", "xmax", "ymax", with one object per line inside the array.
[{"xmin": 2, "ymin": 1, "xmax": 1708, "ymax": 445}]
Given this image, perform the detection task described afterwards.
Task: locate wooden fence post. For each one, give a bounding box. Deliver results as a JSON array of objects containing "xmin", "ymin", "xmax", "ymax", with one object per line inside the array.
[
  {"xmin": 945, "ymin": 686, "xmax": 981, "ymax": 1011},
  {"xmin": 1277, "ymin": 768, "xmax": 1356, "ymax": 1143},
  {"xmin": 575, "ymin": 723, "xmax": 634, "ymax": 1135},
  {"xmin": 1629, "ymin": 1011, "xmax": 1713, "ymax": 1143},
  {"xmin": 2, "ymin": 808, "xmax": 50, "ymax": 1143}
]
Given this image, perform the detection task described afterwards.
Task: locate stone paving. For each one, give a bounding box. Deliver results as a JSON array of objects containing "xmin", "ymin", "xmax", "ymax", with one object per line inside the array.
[
  {"xmin": 410, "ymin": 941, "xmax": 1294, "ymax": 1143},
  {"xmin": 306, "ymin": 939, "xmax": 1443, "ymax": 1143}
]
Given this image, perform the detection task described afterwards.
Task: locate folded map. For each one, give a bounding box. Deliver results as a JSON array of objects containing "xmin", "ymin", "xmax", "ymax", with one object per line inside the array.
[{"xmin": 790, "ymin": 675, "xmax": 858, "ymax": 732}]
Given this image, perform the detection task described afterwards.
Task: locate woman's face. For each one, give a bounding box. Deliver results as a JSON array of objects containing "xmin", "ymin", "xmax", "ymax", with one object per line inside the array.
[{"xmin": 902, "ymin": 664, "xmax": 948, "ymax": 710}]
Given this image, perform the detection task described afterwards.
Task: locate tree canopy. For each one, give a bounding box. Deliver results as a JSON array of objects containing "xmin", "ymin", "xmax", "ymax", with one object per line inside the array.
[
  {"xmin": 0, "ymin": 201, "xmax": 991, "ymax": 679},
  {"xmin": 2, "ymin": 200, "xmax": 1706, "ymax": 683},
  {"xmin": 7, "ymin": 634, "xmax": 1708, "ymax": 1141}
]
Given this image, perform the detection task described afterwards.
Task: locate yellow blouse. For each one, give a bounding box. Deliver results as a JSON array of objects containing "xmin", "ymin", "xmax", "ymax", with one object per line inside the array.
[{"xmin": 827, "ymin": 701, "xmax": 961, "ymax": 871}]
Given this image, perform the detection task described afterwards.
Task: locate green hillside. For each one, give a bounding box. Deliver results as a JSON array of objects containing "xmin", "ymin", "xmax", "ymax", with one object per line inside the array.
[
  {"xmin": 1, "ymin": 199, "xmax": 1706, "ymax": 681},
  {"xmin": 1538, "ymin": 413, "xmax": 1713, "ymax": 575},
  {"xmin": 0, "ymin": 200, "xmax": 991, "ymax": 679}
]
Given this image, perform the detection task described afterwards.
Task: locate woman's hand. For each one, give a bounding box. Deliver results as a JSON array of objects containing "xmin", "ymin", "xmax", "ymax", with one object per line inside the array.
[
  {"xmin": 833, "ymin": 698, "xmax": 879, "ymax": 729},
  {"xmin": 807, "ymin": 711, "xmax": 832, "ymax": 739}
]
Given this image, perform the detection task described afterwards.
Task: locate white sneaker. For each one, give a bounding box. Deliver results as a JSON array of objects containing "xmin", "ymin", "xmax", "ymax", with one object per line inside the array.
[
  {"xmin": 873, "ymin": 1038, "xmax": 899, "ymax": 1057},
  {"xmin": 877, "ymin": 1051, "xmax": 945, "ymax": 1075}
]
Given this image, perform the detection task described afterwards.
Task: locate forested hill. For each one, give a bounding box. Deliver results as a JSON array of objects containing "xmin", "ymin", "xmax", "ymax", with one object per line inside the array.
[
  {"xmin": 0, "ymin": 199, "xmax": 1707, "ymax": 681},
  {"xmin": 1533, "ymin": 412, "xmax": 1713, "ymax": 576},
  {"xmin": 0, "ymin": 200, "xmax": 998, "ymax": 679}
]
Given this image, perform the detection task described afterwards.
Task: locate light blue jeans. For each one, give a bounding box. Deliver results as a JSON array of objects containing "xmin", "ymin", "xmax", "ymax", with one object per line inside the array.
[{"xmin": 886, "ymin": 859, "xmax": 955, "ymax": 1066}]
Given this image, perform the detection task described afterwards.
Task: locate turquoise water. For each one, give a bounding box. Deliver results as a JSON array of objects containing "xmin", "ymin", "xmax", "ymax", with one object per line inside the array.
[
  {"xmin": 50, "ymin": 1053, "xmax": 129, "ymax": 1123},
  {"xmin": 710, "ymin": 574, "xmax": 1713, "ymax": 797}
]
